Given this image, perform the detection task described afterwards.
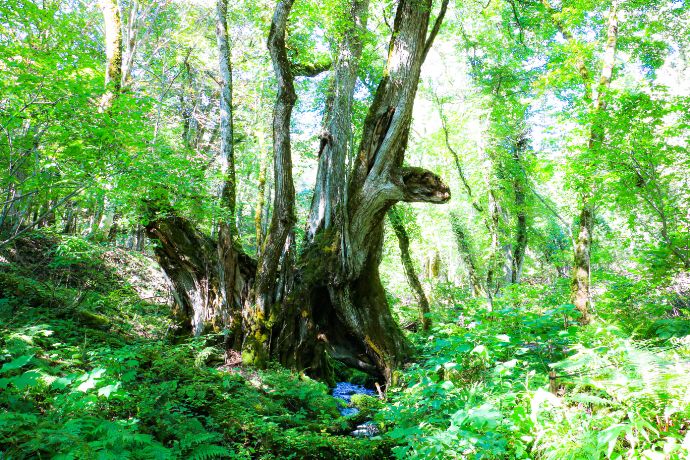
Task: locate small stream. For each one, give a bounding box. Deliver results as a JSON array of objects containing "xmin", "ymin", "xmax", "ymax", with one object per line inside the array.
[{"xmin": 332, "ymin": 382, "xmax": 379, "ymax": 437}]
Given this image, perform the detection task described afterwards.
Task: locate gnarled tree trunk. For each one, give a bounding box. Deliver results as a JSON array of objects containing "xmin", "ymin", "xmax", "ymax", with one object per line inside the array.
[
  {"xmin": 144, "ymin": 216, "xmax": 255, "ymax": 339},
  {"xmin": 275, "ymin": 0, "xmax": 450, "ymax": 381},
  {"xmin": 261, "ymin": 0, "xmax": 451, "ymax": 382},
  {"xmin": 145, "ymin": 0, "xmax": 451, "ymax": 384}
]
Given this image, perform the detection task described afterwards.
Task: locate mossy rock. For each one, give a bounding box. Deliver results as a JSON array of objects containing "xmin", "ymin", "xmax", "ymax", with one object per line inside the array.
[
  {"xmin": 76, "ymin": 309, "xmax": 111, "ymax": 329},
  {"xmin": 350, "ymin": 394, "xmax": 383, "ymax": 416}
]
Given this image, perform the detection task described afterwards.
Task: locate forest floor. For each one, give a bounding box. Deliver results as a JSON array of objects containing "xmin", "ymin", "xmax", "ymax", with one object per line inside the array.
[
  {"xmin": 1, "ymin": 231, "xmax": 690, "ymax": 459},
  {"xmin": 0, "ymin": 231, "xmax": 388, "ymax": 459}
]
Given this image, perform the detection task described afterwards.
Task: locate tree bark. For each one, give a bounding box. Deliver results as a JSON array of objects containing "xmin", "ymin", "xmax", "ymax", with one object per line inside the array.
[
  {"xmin": 253, "ymin": 84, "xmax": 270, "ymax": 252},
  {"xmin": 254, "ymin": 148, "xmax": 269, "ymax": 251},
  {"xmin": 62, "ymin": 201, "xmax": 77, "ymax": 235},
  {"xmin": 144, "ymin": 216, "xmax": 255, "ymax": 339},
  {"xmin": 242, "ymin": 0, "xmax": 297, "ymax": 366},
  {"xmin": 435, "ymin": 93, "xmax": 483, "ymax": 213},
  {"xmin": 571, "ymin": 203, "xmax": 592, "ymax": 323},
  {"xmin": 485, "ymin": 189, "xmax": 503, "ymax": 309},
  {"xmin": 388, "ymin": 206, "xmax": 431, "ymax": 331},
  {"xmin": 306, "ymin": 0, "xmax": 369, "ymax": 242},
  {"xmin": 216, "ymin": 0, "xmax": 237, "ymax": 231},
  {"xmin": 512, "ymin": 195, "xmax": 528, "ymax": 283},
  {"xmin": 99, "ymin": 0, "xmax": 122, "ymax": 110},
  {"xmin": 425, "ymin": 250, "xmax": 441, "ymax": 280},
  {"xmin": 89, "ymin": 0, "xmax": 124, "ymax": 240},
  {"xmin": 569, "ymin": 2, "xmax": 619, "ymax": 324}
]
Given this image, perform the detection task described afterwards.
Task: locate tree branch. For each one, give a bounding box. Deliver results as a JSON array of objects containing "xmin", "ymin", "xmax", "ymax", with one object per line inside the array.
[
  {"xmin": 422, "ymin": 0, "xmax": 450, "ymax": 61},
  {"xmin": 0, "ymin": 186, "xmax": 86, "ymax": 248},
  {"xmin": 541, "ymin": 0, "xmax": 591, "ymax": 99},
  {"xmin": 432, "ymin": 92, "xmax": 483, "ymax": 212}
]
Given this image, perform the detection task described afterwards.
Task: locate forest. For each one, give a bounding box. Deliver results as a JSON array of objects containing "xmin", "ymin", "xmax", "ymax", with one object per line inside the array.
[{"xmin": 1, "ymin": 0, "xmax": 689, "ymax": 458}]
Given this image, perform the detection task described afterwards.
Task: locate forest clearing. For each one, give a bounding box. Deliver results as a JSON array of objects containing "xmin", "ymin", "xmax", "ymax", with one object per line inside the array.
[{"xmin": 1, "ymin": 0, "xmax": 689, "ymax": 458}]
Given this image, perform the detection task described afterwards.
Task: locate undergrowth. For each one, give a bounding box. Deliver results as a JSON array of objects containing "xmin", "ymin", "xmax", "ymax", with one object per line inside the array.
[
  {"xmin": 3, "ymin": 231, "xmax": 689, "ymax": 459},
  {"xmin": 0, "ymin": 231, "xmax": 387, "ymax": 459},
  {"xmin": 381, "ymin": 277, "xmax": 690, "ymax": 459}
]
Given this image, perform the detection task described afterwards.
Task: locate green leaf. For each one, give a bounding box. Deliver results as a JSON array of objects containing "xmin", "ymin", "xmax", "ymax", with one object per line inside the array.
[
  {"xmin": 13, "ymin": 370, "xmax": 41, "ymax": 389},
  {"xmin": 0, "ymin": 354, "xmax": 34, "ymax": 374},
  {"xmin": 52, "ymin": 373, "xmax": 78, "ymax": 389},
  {"xmin": 98, "ymin": 383, "xmax": 120, "ymax": 398},
  {"xmin": 598, "ymin": 423, "xmax": 628, "ymax": 458}
]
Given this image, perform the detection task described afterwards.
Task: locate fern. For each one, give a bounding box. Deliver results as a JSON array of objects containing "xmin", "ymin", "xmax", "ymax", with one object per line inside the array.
[
  {"xmin": 195, "ymin": 346, "xmax": 220, "ymax": 368},
  {"xmin": 186, "ymin": 444, "xmax": 233, "ymax": 460},
  {"xmin": 535, "ymin": 332, "xmax": 690, "ymax": 459},
  {"xmin": 172, "ymin": 423, "xmax": 231, "ymax": 460}
]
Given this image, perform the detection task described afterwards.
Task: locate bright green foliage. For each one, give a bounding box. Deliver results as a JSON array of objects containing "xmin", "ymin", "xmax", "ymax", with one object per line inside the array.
[{"xmin": 379, "ymin": 277, "xmax": 690, "ymax": 459}]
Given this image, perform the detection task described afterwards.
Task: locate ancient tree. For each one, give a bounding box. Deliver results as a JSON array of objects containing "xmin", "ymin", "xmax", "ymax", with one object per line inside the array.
[{"xmin": 143, "ymin": 0, "xmax": 451, "ymax": 382}]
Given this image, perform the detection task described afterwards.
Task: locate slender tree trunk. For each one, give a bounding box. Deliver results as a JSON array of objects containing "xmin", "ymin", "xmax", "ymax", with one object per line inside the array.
[
  {"xmin": 255, "ymin": 149, "xmax": 269, "ymax": 251},
  {"xmin": 484, "ymin": 189, "xmax": 504, "ymax": 309},
  {"xmin": 388, "ymin": 206, "xmax": 431, "ymax": 331},
  {"xmin": 0, "ymin": 184, "xmax": 17, "ymax": 232},
  {"xmin": 96, "ymin": 192, "xmax": 116, "ymax": 239},
  {"xmin": 251, "ymin": 84, "xmax": 269, "ymax": 251},
  {"xmin": 242, "ymin": 0, "xmax": 297, "ymax": 366},
  {"xmin": 107, "ymin": 212, "xmax": 120, "ymax": 242},
  {"xmin": 450, "ymin": 213, "xmax": 485, "ymax": 297},
  {"xmin": 62, "ymin": 201, "xmax": 77, "ymax": 234},
  {"xmin": 135, "ymin": 224, "xmax": 145, "ymax": 251},
  {"xmin": 436, "ymin": 94, "xmax": 484, "ymax": 214},
  {"xmin": 511, "ymin": 135, "xmax": 529, "ymax": 283},
  {"xmin": 88, "ymin": 0, "xmax": 124, "ymax": 241},
  {"xmin": 99, "ymin": 0, "xmax": 122, "ymax": 110},
  {"xmin": 571, "ymin": 202, "xmax": 592, "ymax": 323},
  {"xmin": 569, "ymin": 2, "xmax": 619, "ymax": 324},
  {"xmin": 216, "ymin": 0, "xmax": 237, "ymax": 230},
  {"xmin": 90, "ymin": 194, "xmax": 104, "ymax": 237},
  {"xmin": 425, "ymin": 250, "xmax": 441, "ymax": 280},
  {"xmin": 512, "ymin": 202, "xmax": 527, "ymax": 283},
  {"xmin": 262, "ymin": 181, "xmax": 271, "ymax": 240}
]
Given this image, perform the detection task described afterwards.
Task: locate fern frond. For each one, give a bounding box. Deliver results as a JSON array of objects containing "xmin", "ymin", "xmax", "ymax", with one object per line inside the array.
[{"xmin": 186, "ymin": 444, "xmax": 232, "ymax": 460}]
